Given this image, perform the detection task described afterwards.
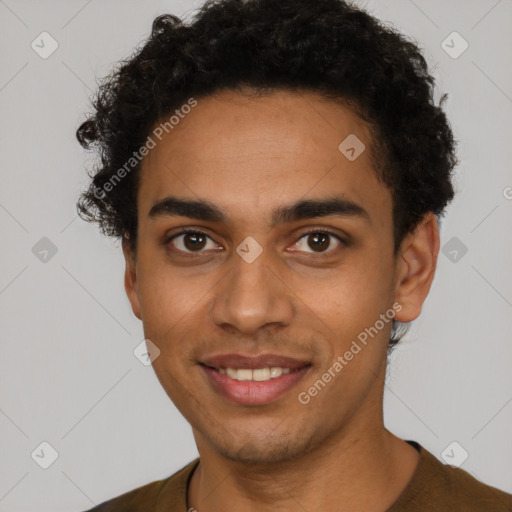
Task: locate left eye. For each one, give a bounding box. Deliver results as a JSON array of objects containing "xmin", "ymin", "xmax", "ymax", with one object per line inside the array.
[{"xmin": 292, "ymin": 231, "xmax": 343, "ymax": 253}]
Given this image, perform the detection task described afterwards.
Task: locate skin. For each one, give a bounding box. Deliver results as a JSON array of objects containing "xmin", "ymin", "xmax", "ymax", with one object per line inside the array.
[{"xmin": 122, "ymin": 89, "xmax": 440, "ymax": 512}]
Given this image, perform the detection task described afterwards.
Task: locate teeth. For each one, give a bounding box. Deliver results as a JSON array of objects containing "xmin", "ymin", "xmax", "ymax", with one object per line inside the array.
[
  {"xmin": 237, "ymin": 369, "xmax": 253, "ymax": 381},
  {"xmin": 219, "ymin": 367, "xmax": 292, "ymax": 381},
  {"xmin": 271, "ymin": 367, "xmax": 282, "ymax": 378},
  {"xmin": 226, "ymin": 368, "xmax": 237, "ymax": 379},
  {"xmin": 253, "ymin": 368, "xmax": 270, "ymax": 381}
]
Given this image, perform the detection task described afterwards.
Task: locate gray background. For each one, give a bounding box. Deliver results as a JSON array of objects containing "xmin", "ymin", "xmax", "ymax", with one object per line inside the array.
[{"xmin": 0, "ymin": 0, "xmax": 511, "ymax": 510}]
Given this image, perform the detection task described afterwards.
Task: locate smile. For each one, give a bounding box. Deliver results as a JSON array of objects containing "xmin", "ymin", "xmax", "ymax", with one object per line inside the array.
[
  {"xmin": 215, "ymin": 366, "xmax": 296, "ymax": 381},
  {"xmin": 199, "ymin": 361, "xmax": 311, "ymax": 405}
]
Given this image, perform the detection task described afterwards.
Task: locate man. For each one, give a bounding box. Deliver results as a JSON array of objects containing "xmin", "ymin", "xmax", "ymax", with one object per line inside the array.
[{"xmin": 77, "ymin": 0, "xmax": 512, "ymax": 510}]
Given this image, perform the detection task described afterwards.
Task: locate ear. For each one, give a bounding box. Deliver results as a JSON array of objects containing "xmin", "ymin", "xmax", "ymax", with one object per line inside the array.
[
  {"xmin": 122, "ymin": 235, "xmax": 142, "ymax": 320},
  {"xmin": 393, "ymin": 212, "xmax": 440, "ymax": 323}
]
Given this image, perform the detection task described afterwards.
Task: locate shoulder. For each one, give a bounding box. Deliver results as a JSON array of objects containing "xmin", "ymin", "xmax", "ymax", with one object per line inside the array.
[
  {"xmin": 436, "ymin": 456, "xmax": 512, "ymax": 507},
  {"xmin": 390, "ymin": 443, "xmax": 512, "ymax": 511},
  {"xmin": 82, "ymin": 458, "xmax": 199, "ymax": 512}
]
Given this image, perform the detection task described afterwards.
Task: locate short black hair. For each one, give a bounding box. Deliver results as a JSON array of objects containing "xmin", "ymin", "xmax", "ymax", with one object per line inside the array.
[{"xmin": 76, "ymin": 0, "xmax": 457, "ymax": 349}]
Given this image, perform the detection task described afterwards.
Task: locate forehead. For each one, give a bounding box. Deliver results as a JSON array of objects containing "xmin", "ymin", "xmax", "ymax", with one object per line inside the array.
[{"xmin": 137, "ymin": 90, "xmax": 391, "ymax": 228}]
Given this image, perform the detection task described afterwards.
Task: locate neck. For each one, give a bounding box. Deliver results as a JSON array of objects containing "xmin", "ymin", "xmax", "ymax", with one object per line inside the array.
[{"xmin": 188, "ymin": 419, "xmax": 420, "ymax": 512}]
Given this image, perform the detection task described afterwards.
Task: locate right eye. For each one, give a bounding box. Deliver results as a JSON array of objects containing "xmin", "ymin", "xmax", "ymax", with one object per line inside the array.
[{"xmin": 167, "ymin": 230, "xmax": 220, "ymax": 253}]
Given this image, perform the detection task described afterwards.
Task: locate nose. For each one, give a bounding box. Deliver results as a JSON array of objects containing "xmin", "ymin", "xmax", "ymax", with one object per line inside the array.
[{"xmin": 210, "ymin": 247, "xmax": 294, "ymax": 336}]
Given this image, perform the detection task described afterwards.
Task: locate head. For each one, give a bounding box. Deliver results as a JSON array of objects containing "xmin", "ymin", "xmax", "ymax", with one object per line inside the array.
[{"xmin": 76, "ymin": 0, "xmax": 456, "ymax": 464}]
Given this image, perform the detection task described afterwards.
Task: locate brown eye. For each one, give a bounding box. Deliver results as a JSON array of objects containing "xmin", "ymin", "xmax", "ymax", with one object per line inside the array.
[
  {"xmin": 308, "ymin": 232, "xmax": 330, "ymax": 252},
  {"xmin": 293, "ymin": 231, "xmax": 343, "ymax": 254},
  {"xmin": 169, "ymin": 231, "xmax": 217, "ymax": 253}
]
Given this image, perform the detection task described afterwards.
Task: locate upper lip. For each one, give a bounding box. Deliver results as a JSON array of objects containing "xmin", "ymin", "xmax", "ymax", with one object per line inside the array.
[{"xmin": 201, "ymin": 353, "xmax": 311, "ymax": 370}]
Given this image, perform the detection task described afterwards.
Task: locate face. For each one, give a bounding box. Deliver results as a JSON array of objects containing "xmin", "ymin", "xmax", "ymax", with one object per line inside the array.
[{"xmin": 123, "ymin": 89, "xmax": 437, "ymax": 464}]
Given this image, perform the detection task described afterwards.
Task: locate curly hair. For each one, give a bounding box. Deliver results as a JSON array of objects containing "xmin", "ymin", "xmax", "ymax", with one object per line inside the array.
[{"xmin": 76, "ymin": 0, "xmax": 457, "ymax": 349}]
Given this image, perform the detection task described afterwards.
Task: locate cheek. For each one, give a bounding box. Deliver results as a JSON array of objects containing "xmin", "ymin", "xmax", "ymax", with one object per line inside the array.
[
  {"xmin": 314, "ymin": 255, "xmax": 392, "ymax": 319},
  {"xmin": 135, "ymin": 256, "xmax": 194, "ymax": 338},
  {"xmin": 310, "ymin": 251, "xmax": 395, "ymax": 358},
  {"xmin": 135, "ymin": 254, "xmax": 218, "ymax": 363}
]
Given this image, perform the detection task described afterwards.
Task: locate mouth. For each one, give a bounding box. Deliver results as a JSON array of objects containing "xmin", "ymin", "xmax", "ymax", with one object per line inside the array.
[{"xmin": 199, "ymin": 354, "xmax": 312, "ymax": 405}]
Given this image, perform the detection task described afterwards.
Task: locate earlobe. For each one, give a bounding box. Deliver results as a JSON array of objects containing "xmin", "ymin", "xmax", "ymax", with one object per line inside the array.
[
  {"xmin": 122, "ymin": 236, "xmax": 142, "ymax": 320},
  {"xmin": 394, "ymin": 213, "xmax": 440, "ymax": 324}
]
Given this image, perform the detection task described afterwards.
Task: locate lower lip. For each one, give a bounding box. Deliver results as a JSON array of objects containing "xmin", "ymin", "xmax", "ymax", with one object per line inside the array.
[{"xmin": 201, "ymin": 365, "xmax": 311, "ymax": 405}]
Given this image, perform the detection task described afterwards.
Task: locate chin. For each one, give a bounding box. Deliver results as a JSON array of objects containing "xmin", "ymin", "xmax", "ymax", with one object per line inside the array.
[{"xmin": 203, "ymin": 427, "xmax": 316, "ymax": 465}]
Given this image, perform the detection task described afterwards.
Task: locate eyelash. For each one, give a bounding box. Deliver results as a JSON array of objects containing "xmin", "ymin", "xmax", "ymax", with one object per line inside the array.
[{"xmin": 165, "ymin": 227, "xmax": 347, "ymax": 255}]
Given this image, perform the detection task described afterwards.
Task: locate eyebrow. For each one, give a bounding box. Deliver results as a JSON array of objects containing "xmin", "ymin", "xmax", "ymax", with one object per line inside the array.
[{"xmin": 148, "ymin": 195, "xmax": 370, "ymax": 227}]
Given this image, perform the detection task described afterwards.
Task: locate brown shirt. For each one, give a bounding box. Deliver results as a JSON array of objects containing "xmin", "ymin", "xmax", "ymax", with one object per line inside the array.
[{"xmin": 84, "ymin": 441, "xmax": 512, "ymax": 511}]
